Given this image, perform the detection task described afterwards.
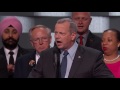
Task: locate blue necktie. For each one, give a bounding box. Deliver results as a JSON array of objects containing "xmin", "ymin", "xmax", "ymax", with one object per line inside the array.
[{"xmin": 60, "ymin": 50, "xmax": 69, "ymax": 78}]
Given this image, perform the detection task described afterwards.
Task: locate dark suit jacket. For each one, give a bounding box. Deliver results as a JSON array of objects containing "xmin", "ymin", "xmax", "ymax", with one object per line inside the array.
[
  {"xmin": 0, "ymin": 55, "xmax": 8, "ymax": 78},
  {"xmin": 14, "ymin": 51, "xmax": 36, "ymax": 78},
  {"xmin": 0, "ymin": 45, "xmax": 31, "ymax": 78},
  {"xmin": 28, "ymin": 46, "xmax": 114, "ymax": 78},
  {"xmin": 86, "ymin": 31, "xmax": 103, "ymax": 52}
]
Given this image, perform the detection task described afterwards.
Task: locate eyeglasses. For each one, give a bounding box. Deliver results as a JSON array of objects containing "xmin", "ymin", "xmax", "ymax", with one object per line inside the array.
[{"xmin": 30, "ymin": 37, "xmax": 49, "ymax": 43}]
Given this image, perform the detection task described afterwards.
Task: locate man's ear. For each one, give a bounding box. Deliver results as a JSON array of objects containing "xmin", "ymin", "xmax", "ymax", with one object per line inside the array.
[{"xmin": 71, "ymin": 32, "xmax": 77, "ymax": 41}]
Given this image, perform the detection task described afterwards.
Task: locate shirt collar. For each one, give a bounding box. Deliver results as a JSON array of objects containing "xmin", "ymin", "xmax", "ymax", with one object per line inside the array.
[
  {"xmin": 68, "ymin": 42, "xmax": 78, "ymax": 58},
  {"xmin": 61, "ymin": 42, "xmax": 78, "ymax": 59},
  {"xmin": 36, "ymin": 51, "xmax": 40, "ymax": 57},
  {"xmin": 4, "ymin": 46, "xmax": 19, "ymax": 55},
  {"xmin": 76, "ymin": 30, "xmax": 90, "ymax": 40}
]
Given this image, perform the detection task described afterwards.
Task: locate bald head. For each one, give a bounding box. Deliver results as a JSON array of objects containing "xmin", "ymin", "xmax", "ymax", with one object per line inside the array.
[{"xmin": 71, "ymin": 12, "xmax": 92, "ymax": 35}]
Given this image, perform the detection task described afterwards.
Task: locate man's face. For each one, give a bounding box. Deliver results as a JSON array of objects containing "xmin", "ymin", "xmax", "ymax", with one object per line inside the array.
[
  {"xmin": 2, "ymin": 26, "xmax": 19, "ymax": 50},
  {"xmin": 30, "ymin": 28, "xmax": 51, "ymax": 53},
  {"xmin": 54, "ymin": 22, "xmax": 76, "ymax": 50},
  {"xmin": 72, "ymin": 12, "xmax": 92, "ymax": 35}
]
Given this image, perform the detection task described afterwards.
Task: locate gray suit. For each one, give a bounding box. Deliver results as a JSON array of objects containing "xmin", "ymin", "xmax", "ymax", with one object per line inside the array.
[{"xmin": 28, "ymin": 46, "xmax": 114, "ymax": 78}]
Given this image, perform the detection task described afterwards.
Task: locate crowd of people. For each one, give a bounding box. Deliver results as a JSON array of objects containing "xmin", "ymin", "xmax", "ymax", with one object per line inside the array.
[{"xmin": 0, "ymin": 12, "xmax": 120, "ymax": 78}]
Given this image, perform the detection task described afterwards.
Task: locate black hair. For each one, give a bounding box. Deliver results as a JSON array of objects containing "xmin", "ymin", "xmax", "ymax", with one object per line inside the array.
[{"xmin": 103, "ymin": 28, "xmax": 120, "ymax": 50}]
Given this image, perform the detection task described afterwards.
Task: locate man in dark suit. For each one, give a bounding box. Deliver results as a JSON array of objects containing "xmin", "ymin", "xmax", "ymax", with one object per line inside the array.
[
  {"xmin": 0, "ymin": 16, "xmax": 31, "ymax": 78},
  {"xmin": 28, "ymin": 18, "xmax": 114, "ymax": 78},
  {"xmin": 72, "ymin": 12, "xmax": 102, "ymax": 52},
  {"xmin": 14, "ymin": 51, "xmax": 36, "ymax": 78},
  {"xmin": 14, "ymin": 25, "xmax": 52, "ymax": 78}
]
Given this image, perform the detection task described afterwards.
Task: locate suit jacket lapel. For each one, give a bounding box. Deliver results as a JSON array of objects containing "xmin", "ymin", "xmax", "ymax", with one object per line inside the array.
[
  {"xmin": 86, "ymin": 31, "xmax": 94, "ymax": 47},
  {"xmin": 28, "ymin": 51, "xmax": 36, "ymax": 67},
  {"xmin": 17, "ymin": 46, "xmax": 30, "ymax": 57},
  {"xmin": 17, "ymin": 47, "xmax": 23, "ymax": 58},
  {"xmin": 68, "ymin": 46, "xmax": 85, "ymax": 78},
  {"xmin": 29, "ymin": 51, "xmax": 36, "ymax": 61},
  {"xmin": 0, "ymin": 47, "xmax": 7, "ymax": 62},
  {"xmin": 27, "ymin": 51, "xmax": 36, "ymax": 72},
  {"xmin": 0, "ymin": 47, "xmax": 6, "ymax": 56}
]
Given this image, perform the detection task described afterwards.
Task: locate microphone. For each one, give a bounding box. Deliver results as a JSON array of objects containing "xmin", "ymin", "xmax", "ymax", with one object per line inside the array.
[{"xmin": 53, "ymin": 47, "xmax": 61, "ymax": 78}]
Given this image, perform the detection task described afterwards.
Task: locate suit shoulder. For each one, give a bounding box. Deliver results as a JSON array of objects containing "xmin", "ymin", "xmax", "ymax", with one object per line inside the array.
[
  {"xmin": 81, "ymin": 46, "xmax": 102, "ymax": 54},
  {"xmin": 90, "ymin": 32, "xmax": 101, "ymax": 40},
  {"xmin": 0, "ymin": 55, "xmax": 6, "ymax": 63},
  {"xmin": 93, "ymin": 34, "xmax": 101, "ymax": 40},
  {"xmin": 40, "ymin": 47, "xmax": 56, "ymax": 55},
  {"xmin": 19, "ymin": 46, "xmax": 33, "ymax": 51},
  {"xmin": 17, "ymin": 51, "xmax": 35, "ymax": 61},
  {"xmin": 18, "ymin": 46, "xmax": 34, "ymax": 53}
]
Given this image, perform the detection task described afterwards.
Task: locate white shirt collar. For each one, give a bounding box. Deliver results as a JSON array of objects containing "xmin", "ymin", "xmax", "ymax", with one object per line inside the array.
[
  {"xmin": 4, "ymin": 46, "xmax": 19, "ymax": 55},
  {"xmin": 35, "ymin": 51, "xmax": 40, "ymax": 64},
  {"xmin": 4, "ymin": 46, "xmax": 19, "ymax": 64}
]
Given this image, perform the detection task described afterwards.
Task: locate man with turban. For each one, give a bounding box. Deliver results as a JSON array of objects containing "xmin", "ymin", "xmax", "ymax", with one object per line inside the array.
[{"xmin": 0, "ymin": 16, "xmax": 31, "ymax": 78}]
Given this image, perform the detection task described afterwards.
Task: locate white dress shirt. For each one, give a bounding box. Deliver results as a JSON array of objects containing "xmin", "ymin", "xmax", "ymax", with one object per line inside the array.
[
  {"xmin": 35, "ymin": 51, "xmax": 40, "ymax": 64},
  {"xmin": 4, "ymin": 46, "xmax": 19, "ymax": 64}
]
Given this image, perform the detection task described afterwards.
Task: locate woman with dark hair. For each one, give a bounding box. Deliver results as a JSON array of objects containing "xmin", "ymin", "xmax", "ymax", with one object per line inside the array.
[{"xmin": 101, "ymin": 28, "xmax": 120, "ymax": 78}]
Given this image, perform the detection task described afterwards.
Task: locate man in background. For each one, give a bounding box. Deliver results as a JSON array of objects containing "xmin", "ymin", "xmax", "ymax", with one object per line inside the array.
[
  {"xmin": 72, "ymin": 12, "xmax": 102, "ymax": 52},
  {"xmin": 14, "ymin": 25, "xmax": 52, "ymax": 78},
  {"xmin": 0, "ymin": 16, "xmax": 31, "ymax": 78},
  {"xmin": 28, "ymin": 18, "xmax": 113, "ymax": 78}
]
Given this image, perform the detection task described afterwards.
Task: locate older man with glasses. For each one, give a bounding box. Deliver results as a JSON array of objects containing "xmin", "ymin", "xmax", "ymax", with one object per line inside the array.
[{"xmin": 14, "ymin": 25, "xmax": 52, "ymax": 78}]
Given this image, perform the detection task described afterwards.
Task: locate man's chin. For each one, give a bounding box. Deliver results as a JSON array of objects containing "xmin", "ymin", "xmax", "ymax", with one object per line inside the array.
[
  {"xmin": 57, "ymin": 45, "xmax": 63, "ymax": 49},
  {"xmin": 3, "ymin": 43, "xmax": 18, "ymax": 50}
]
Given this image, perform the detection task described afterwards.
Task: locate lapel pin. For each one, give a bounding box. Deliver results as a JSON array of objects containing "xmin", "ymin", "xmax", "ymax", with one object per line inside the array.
[
  {"xmin": 29, "ymin": 60, "xmax": 36, "ymax": 66},
  {"xmin": 78, "ymin": 56, "xmax": 81, "ymax": 59}
]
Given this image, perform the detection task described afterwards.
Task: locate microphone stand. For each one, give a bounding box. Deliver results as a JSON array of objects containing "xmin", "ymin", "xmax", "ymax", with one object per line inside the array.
[{"xmin": 54, "ymin": 47, "xmax": 61, "ymax": 78}]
